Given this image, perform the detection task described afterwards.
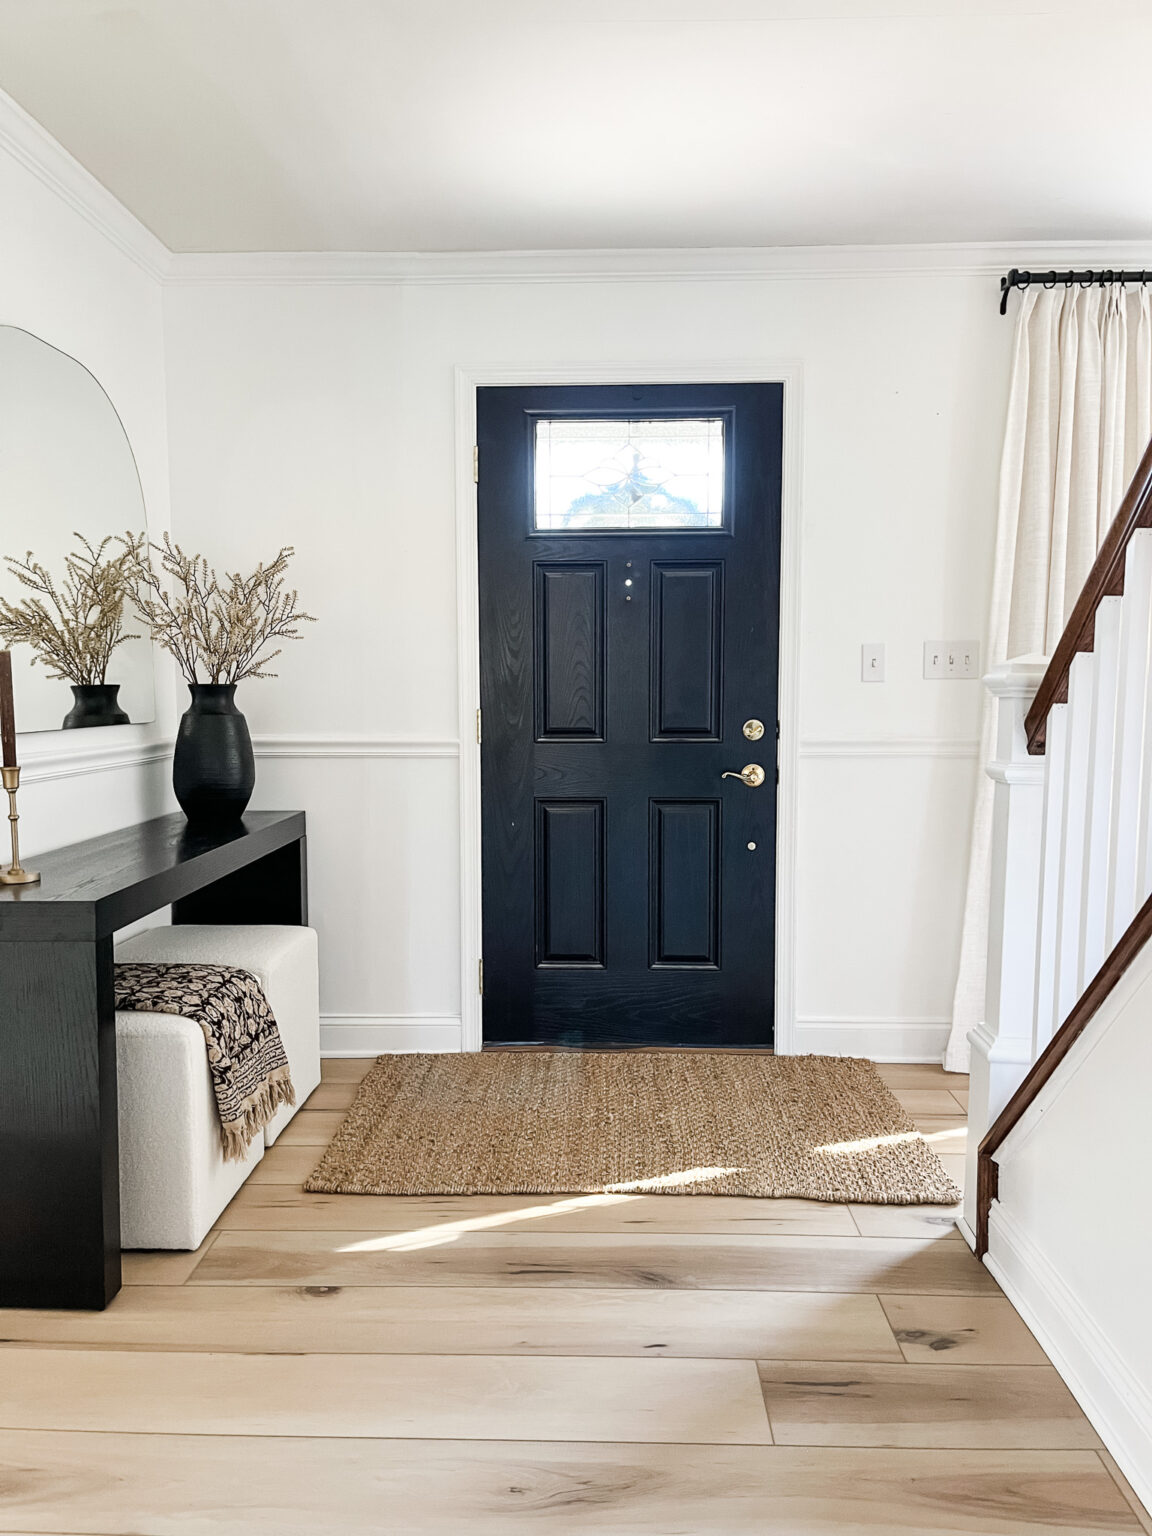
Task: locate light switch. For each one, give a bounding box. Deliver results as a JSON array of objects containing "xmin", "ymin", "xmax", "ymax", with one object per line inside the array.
[
  {"xmin": 924, "ymin": 641, "xmax": 980, "ymax": 679},
  {"xmin": 861, "ymin": 643, "xmax": 885, "ymax": 682}
]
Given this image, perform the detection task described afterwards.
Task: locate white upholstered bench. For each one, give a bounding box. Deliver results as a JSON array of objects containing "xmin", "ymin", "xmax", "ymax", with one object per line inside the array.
[{"xmin": 114, "ymin": 924, "xmax": 321, "ymax": 1250}]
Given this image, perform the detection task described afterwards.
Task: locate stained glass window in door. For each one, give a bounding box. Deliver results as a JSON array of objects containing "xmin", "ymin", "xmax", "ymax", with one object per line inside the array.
[{"xmin": 534, "ymin": 417, "xmax": 725, "ymax": 531}]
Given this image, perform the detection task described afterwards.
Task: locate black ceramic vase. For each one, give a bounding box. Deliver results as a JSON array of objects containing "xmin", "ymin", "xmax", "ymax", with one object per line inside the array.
[
  {"xmin": 173, "ymin": 684, "xmax": 255, "ymax": 824},
  {"xmin": 62, "ymin": 683, "xmax": 130, "ymax": 729}
]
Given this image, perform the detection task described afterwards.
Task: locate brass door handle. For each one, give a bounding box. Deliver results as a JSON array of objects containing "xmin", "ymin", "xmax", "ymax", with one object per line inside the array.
[{"xmin": 721, "ymin": 764, "xmax": 766, "ymax": 788}]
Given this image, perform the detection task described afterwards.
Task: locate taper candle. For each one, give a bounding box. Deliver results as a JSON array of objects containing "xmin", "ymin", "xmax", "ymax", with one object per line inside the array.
[{"xmin": 0, "ymin": 651, "xmax": 15, "ymax": 768}]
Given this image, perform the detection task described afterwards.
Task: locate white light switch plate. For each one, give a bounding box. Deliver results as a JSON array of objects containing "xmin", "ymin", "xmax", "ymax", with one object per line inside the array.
[
  {"xmin": 924, "ymin": 640, "xmax": 980, "ymax": 679},
  {"xmin": 861, "ymin": 643, "xmax": 885, "ymax": 682}
]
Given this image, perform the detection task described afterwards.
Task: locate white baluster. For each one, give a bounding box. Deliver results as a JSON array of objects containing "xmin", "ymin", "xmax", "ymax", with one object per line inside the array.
[
  {"xmin": 1106, "ymin": 532, "xmax": 1152, "ymax": 948},
  {"xmin": 1134, "ymin": 548, "xmax": 1152, "ymax": 909},
  {"xmin": 1079, "ymin": 596, "xmax": 1122, "ymax": 984},
  {"xmin": 1053, "ymin": 652, "xmax": 1095, "ymax": 1023},
  {"xmin": 1033, "ymin": 701, "xmax": 1067, "ymax": 1054},
  {"xmin": 964, "ymin": 656, "xmax": 1047, "ymax": 1247}
]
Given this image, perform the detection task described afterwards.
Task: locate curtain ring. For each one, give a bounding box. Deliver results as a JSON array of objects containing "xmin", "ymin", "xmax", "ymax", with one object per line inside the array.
[
  {"xmin": 1079, "ymin": 270, "xmax": 1095, "ymax": 289},
  {"xmin": 1064, "ymin": 272, "xmax": 1074, "ymax": 289},
  {"xmin": 1017, "ymin": 271, "xmax": 1031, "ymax": 293},
  {"xmin": 1042, "ymin": 270, "xmax": 1057, "ymax": 289}
]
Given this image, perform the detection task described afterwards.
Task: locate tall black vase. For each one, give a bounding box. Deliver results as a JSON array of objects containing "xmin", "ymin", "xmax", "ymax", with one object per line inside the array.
[
  {"xmin": 173, "ymin": 684, "xmax": 255, "ymax": 824},
  {"xmin": 62, "ymin": 683, "xmax": 130, "ymax": 729}
]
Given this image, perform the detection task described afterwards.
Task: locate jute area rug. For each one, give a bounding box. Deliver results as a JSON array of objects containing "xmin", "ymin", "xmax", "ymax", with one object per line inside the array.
[{"xmin": 305, "ymin": 1051, "xmax": 960, "ymax": 1205}]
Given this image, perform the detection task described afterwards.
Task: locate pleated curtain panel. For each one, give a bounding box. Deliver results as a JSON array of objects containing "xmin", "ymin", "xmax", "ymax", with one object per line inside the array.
[{"xmin": 945, "ymin": 283, "xmax": 1152, "ymax": 1072}]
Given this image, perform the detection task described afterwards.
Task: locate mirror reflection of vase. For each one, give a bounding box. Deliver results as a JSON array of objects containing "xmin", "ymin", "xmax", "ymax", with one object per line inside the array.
[
  {"xmin": 62, "ymin": 683, "xmax": 130, "ymax": 730},
  {"xmin": 0, "ymin": 326, "xmax": 155, "ymax": 733}
]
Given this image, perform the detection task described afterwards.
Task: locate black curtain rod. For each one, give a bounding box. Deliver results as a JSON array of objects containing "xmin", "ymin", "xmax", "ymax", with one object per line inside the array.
[{"xmin": 1000, "ymin": 267, "xmax": 1150, "ymax": 316}]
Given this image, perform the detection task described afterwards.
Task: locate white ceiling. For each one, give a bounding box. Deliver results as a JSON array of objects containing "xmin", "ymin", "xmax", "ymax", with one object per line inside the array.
[{"xmin": 0, "ymin": 0, "xmax": 1150, "ymax": 254}]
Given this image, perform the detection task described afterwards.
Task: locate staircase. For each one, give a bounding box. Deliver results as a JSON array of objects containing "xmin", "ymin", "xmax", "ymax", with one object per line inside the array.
[{"xmin": 971, "ymin": 437, "xmax": 1152, "ymax": 1507}]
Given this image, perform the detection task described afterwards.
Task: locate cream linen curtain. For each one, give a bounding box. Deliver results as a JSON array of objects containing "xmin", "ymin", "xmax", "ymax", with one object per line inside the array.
[{"xmin": 945, "ymin": 283, "xmax": 1152, "ymax": 1072}]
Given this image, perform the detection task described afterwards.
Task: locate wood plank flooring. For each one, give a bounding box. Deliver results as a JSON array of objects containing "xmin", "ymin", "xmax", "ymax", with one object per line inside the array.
[{"xmin": 0, "ymin": 1056, "xmax": 1144, "ymax": 1535}]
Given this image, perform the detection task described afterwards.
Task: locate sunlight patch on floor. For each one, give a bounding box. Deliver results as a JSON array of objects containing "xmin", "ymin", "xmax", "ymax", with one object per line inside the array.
[
  {"xmin": 338, "ymin": 1193, "xmax": 640, "ymax": 1253},
  {"xmin": 814, "ymin": 1131, "xmax": 923, "ymax": 1155},
  {"xmin": 816, "ymin": 1129, "xmax": 966, "ymax": 1155},
  {"xmin": 336, "ymin": 1168, "xmax": 746, "ymax": 1253},
  {"xmin": 604, "ymin": 1165, "xmax": 746, "ymax": 1192}
]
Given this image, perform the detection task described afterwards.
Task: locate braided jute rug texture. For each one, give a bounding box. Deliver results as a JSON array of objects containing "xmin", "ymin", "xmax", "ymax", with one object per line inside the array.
[{"xmin": 304, "ymin": 1051, "xmax": 960, "ymax": 1205}]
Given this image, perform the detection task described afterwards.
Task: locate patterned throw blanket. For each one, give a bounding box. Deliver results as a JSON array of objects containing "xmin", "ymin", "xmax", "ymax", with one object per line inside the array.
[{"xmin": 115, "ymin": 962, "xmax": 296, "ymax": 1161}]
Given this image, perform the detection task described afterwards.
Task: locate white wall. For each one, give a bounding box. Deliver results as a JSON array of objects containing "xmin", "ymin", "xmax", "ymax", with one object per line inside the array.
[
  {"xmin": 162, "ymin": 265, "xmax": 1011, "ymax": 1057},
  {"xmin": 0, "ymin": 99, "xmax": 175, "ymax": 847},
  {"xmin": 987, "ymin": 942, "xmax": 1152, "ymax": 1510}
]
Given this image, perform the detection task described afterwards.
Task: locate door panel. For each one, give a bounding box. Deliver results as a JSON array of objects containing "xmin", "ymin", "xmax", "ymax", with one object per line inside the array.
[
  {"xmin": 535, "ymin": 800, "xmax": 606, "ymax": 967},
  {"xmin": 649, "ymin": 800, "xmax": 721, "ymax": 968},
  {"xmin": 478, "ymin": 382, "xmax": 782, "ymax": 1047},
  {"xmin": 650, "ymin": 562, "xmax": 724, "ymax": 740},
  {"xmin": 534, "ymin": 564, "xmax": 606, "ymax": 740}
]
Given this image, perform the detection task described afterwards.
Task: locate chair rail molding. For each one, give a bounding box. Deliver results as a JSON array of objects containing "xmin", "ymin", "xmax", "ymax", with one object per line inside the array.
[
  {"xmin": 251, "ymin": 734, "xmax": 459, "ymax": 759},
  {"xmin": 19, "ymin": 735, "xmax": 173, "ymax": 785},
  {"xmin": 798, "ymin": 737, "xmax": 980, "ymax": 758},
  {"xmin": 454, "ymin": 359, "xmax": 803, "ymax": 1056}
]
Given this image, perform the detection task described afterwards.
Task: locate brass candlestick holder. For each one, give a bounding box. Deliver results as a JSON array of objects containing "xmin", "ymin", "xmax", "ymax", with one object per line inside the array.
[{"xmin": 0, "ymin": 765, "xmax": 39, "ymax": 885}]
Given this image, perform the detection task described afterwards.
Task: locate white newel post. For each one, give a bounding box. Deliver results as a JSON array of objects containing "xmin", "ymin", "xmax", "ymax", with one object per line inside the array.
[{"xmin": 962, "ymin": 656, "xmax": 1048, "ymax": 1246}]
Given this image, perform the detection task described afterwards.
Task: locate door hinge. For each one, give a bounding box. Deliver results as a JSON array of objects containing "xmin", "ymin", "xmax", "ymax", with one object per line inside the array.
[
  {"xmin": 473, "ymin": 444, "xmax": 479, "ymax": 483},
  {"xmin": 476, "ymin": 706, "xmax": 482, "ymax": 744},
  {"xmin": 478, "ymin": 958, "xmax": 484, "ymax": 995}
]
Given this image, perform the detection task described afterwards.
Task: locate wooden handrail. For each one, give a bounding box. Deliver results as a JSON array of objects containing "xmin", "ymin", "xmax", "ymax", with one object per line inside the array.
[
  {"xmin": 976, "ymin": 883, "xmax": 1152, "ymax": 1256},
  {"xmin": 1025, "ymin": 436, "xmax": 1152, "ymax": 754}
]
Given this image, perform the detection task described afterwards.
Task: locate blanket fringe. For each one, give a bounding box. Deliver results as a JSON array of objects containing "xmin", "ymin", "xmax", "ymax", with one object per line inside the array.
[{"xmin": 219, "ymin": 1065, "xmax": 297, "ymax": 1162}]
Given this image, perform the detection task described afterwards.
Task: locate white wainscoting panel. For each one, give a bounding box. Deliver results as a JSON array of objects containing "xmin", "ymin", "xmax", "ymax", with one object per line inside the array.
[
  {"xmin": 244, "ymin": 732, "xmax": 980, "ymax": 1062},
  {"xmin": 794, "ymin": 748, "xmax": 978, "ymax": 1043},
  {"xmin": 249, "ymin": 745, "xmax": 462, "ymax": 1034}
]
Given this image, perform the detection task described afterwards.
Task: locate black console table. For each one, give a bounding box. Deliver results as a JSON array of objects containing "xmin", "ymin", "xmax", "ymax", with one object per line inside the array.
[{"xmin": 0, "ymin": 810, "xmax": 306, "ymax": 1310}]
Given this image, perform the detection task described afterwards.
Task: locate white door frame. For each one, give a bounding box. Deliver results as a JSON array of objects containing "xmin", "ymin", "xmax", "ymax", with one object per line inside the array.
[{"xmin": 454, "ymin": 361, "xmax": 803, "ymax": 1053}]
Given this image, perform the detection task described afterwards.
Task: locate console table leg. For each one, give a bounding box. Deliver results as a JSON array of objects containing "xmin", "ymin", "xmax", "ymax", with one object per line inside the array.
[{"xmin": 0, "ymin": 936, "xmax": 120, "ymax": 1309}]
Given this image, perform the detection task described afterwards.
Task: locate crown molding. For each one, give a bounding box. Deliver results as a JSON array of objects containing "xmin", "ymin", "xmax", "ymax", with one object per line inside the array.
[
  {"xmin": 0, "ymin": 86, "xmax": 169, "ymax": 282},
  {"xmin": 163, "ymin": 240, "xmax": 1152, "ymax": 288},
  {"xmin": 3, "ymin": 77, "xmax": 1151, "ymax": 292}
]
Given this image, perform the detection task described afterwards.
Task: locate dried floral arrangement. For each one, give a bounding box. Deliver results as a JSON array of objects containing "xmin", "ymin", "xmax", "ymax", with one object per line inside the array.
[
  {"xmin": 124, "ymin": 534, "xmax": 315, "ymax": 685},
  {"xmin": 0, "ymin": 532, "xmax": 145, "ymax": 684}
]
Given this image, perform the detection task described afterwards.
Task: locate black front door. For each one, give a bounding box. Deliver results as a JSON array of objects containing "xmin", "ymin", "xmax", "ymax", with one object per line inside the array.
[{"xmin": 478, "ymin": 382, "xmax": 782, "ymax": 1047}]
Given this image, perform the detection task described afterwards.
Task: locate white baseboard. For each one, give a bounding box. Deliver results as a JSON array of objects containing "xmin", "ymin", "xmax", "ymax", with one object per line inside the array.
[
  {"xmin": 321, "ymin": 1013, "xmax": 948, "ymax": 1062},
  {"xmin": 793, "ymin": 1016, "xmax": 951, "ymax": 1063},
  {"xmin": 987, "ymin": 1204, "xmax": 1152, "ymax": 1516},
  {"xmin": 320, "ymin": 1015, "xmax": 463, "ymax": 1056}
]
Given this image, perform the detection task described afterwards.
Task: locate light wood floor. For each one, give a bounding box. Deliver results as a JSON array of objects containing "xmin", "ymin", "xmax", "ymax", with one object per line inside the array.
[{"xmin": 1, "ymin": 1058, "xmax": 1148, "ymax": 1535}]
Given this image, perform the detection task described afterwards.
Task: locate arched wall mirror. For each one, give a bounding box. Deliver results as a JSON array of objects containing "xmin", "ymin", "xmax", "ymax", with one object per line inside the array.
[{"xmin": 0, "ymin": 326, "xmax": 155, "ymax": 733}]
